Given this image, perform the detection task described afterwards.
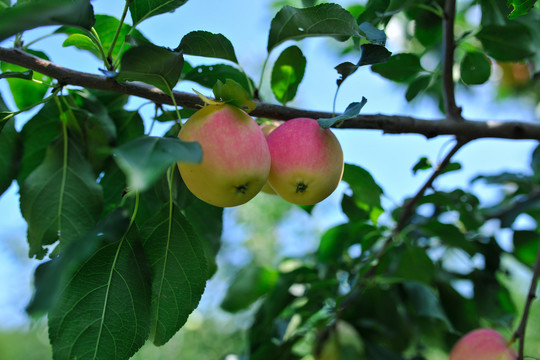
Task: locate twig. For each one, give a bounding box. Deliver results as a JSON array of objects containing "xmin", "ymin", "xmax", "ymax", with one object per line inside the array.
[
  {"xmin": 367, "ymin": 139, "xmax": 467, "ymax": 278},
  {"xmin": 442, "ymin": 0, "xmax": 462, "ymax": 120},
  {"xmin": 512, "ymin": 234, "xmax": 540, "ymax": 360},
  {"xmin": 1, "ymin": 47, "xmax": 540, "ymax": 140},
  {"xmin": 339, "ymin": 139, "xmax": 467, "ymax": 310}
]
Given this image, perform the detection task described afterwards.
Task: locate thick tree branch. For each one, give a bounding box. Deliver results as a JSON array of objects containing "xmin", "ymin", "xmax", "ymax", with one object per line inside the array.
[
  {"xmin": 1, "ymin": 47, "xmax": 540, "ymax": 140},
  {"xmin": 442, "ymin": 0, "xmax": 462, "ymax": 120}
]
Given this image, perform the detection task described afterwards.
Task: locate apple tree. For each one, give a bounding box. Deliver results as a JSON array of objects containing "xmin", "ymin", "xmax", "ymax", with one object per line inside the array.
[{"xmin": 0, "ymin": 0, "xmax": 540, "ymax": 359}]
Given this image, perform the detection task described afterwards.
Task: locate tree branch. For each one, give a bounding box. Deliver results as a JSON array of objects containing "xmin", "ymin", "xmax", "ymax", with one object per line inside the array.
[
  {"xmin": 1, "ymin": 47, "xmax": 540, "ymax": 140},
  {"xmin": 442, "ymin": 0, "xmax": 462, "ymax": 120},
  {"xmin": 512, "ymin": 234, "xmax": 540, "ymax": 360}
]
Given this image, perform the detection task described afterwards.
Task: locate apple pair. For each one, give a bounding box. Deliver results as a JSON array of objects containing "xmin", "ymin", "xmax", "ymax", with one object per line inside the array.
[{"xmin": 177, "ymin": 104, "xmax": 344, "ymax": 207}]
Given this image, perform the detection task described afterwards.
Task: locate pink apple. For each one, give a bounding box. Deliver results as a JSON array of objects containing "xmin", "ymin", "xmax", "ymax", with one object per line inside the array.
[
  {"xmin": 266, "ymin": 117, "xmax": 344, "ymax": 205},
  {"xmin": 177, "ymin": 104, "xmax": 271, "ymax": 207},
  {"xmin": 449, "ymin": 328, "xmax": 517, "ymax": 360}
]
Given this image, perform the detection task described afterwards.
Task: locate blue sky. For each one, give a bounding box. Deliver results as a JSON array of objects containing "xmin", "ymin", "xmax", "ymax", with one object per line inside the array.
[{"xmin": 0, "ymin": 0, "xmax": 538, "ymax": 329}]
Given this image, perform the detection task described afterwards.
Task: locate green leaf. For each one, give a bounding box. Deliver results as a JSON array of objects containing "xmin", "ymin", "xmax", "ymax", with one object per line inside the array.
[
  {"xmin": 342, "ymin": 163, "xmax": 383, "ymax": 211},
  {"xmin": 476, "ymin": 24, "xmax": 535, "ymax": 61},
  {"xmin": 335, "ymin": 44, "xmax": 392, "ymax": 87},
  {"xmin": 129, "ymin": 0, "xmax": 188, "ymax": 26},
  {"xmin": 405, "ymin": 74, "xmax": 431, "ymax": 102},
  {"xmin": 213, "ymin": 79, "xmax": 257, "ymax": 112},
  {"xmin": 181, "ymin": 192, "xmax": 223, "ymax": 277},
  {"xmin": 48, "ymin": 226, "xmax": 151, "ymax": 360},
  {"xmin": 402, "ymin": 282, "xmax": 454, "ymax": 330},
  {"xmin": 318, "ymin": 99, "xmax": 367, "ymax": 128},
  {"xmin": 19, "ymin": 138, "xmax": 103, "ymax": 259},
  {"xmin": 412, "ymin": 156, "xmax": 432, "ymax": 174},
  {"xmin": 271, "ymin": 45, "xmax": 306, "ymax": 105},
  {"xmin": 182, "ymin": 64, "xmax": 255, "ymax": 92},
  {"xmin": 58, "ymin": 14, "xmax": 149, "ymax": 61},
  {"xmin": 61, "ymin": 33, "xmax": 98, "ymax": 56},
  {"xmin": 221, "ymin": 265, "xmax": 279, "ymax": 313},
  {"xmin": 140, "ymin": 203, "xmax": 207, "ymax": 345},
  {"xmin": 0, "ymin": 0, "xmax": 95, "ymax": 42},
  {"xmin": 178, "ymin": 31, "xmax": 239, "ymax": 63},
  {"xmin": 378, "ymin": 245, "xmax": 435, "ymax": 284},
  {"xmin": 113, "ymin": 136, "xmax": 202, "ymax": 192},
  {"xmin": 17, "ymin": 101, "xmax": 60, "ymax": 182},
  {"xmin": 110, "ymin": 109, "xmax": 145, "ymax": 145},
  {"xmin": 371, "ymin": 53, "xmax": 423, "ymax": 82},
  {"xmin": 513, "ymin": 230, "xmax": 539, "ymax": 266},
  {"xmin": 267, "ymin": 3, "xmax": 361, "ymax": 52},
  {"xmin": 0, "ymin": 117, "xmax": 20, "ymax": 195},
  {"xmin": 508, "ymin": 0, "xmax": 538, "ymax": 19},
  {"xmin": 26, "ymin": 208, "xmax": 130, "ymax": 315},
  {"xmin": 117, "ymin": 43, "xmax": 184, "ymax": 94},
  {"xmin": 1, "ymin": 50, "xmax": 52, "ymax": 110},
  {"xmin": 460, "ymin": 51, "xmax": 492, "ymax": 85}
]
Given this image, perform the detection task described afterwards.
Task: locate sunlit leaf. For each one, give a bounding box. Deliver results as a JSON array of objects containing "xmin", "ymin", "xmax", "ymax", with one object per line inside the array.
[
  {"xmin": 508, "ymin": 0, "xmax": 538, "ymax": 19},
  {"xmin": 141, "ymin": 203, "xmax": 207, "ymax": 345},
  {"xmin": 129, "ymin": 0, "xmax": 188, "ymax": 26},
  {"xmin": 0, "ymin": 0, "xmax": 95, "ymax": 41},
  {"xmin": 57, "ymin": 14, "xmax": 149, "ymax": 61},
  {"xmin": 113, "ymin": 136, "xmax": 202, "ymax": 191},
  {"xmin": 19, "ymin": 138, "xmax": 103, "ymax": 259},
  {"xmin": 178, "ymin": 31, "xmax": 238, "ymax": 63},
  {"xmin": 213, "ymin": 79, "xmax": 257, "ymax": 112},
  {"xmin": 412, "ymin": 156, "xmax": 432, "ymax": 174},
  {"xmin": 271, "ymin": 45, "xmax": 306, "ymax": 105},
  {"xmin": 48, "ymin": 226, "xmax": 151, "ymax": 360},
  {"xmin": 267, "ymin": 3, "xmax": 361, "ymax": 52},
  {"xmin": 1, "ymin": 50, "xmax": 52, "ymax": 110}
]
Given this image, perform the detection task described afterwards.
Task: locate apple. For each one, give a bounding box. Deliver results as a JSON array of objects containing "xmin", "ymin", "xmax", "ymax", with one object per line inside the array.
[
  {"xmin": 177, "ymin": 104, "xmax": 271, "ymax": 207},
  {"xmin": 258, "ymin": 120, "xmax": 283, "ymax": 195},
  {"xmin": 266, "ymin": 117, "xmax": 344, "ymax": 205},
  {"xmin": 449, "ymin": 328, "xmax": 517, "ymax": 360}
]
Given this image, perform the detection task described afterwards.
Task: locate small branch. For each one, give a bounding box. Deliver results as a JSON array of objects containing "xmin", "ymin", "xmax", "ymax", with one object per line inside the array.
[
  {"xmin": 366, "ymin": 139, "xmax": 467, "ymax": 278},
  {"xmin": 339, "ymin": 139, "xmax": 467, "ymax": 310},
  {"xmin": 442, "ymin": 0, "xmax": 462, "ymax": 121},
  {"xmin": 512, "ymin": 234, "xmax": 540, "ymax": 360},
  {"xmin": 1, "ymin": 47, "xmax": 540, "ymax": 140}
]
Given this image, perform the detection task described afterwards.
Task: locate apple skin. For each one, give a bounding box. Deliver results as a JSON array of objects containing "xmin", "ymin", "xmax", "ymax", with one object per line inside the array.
[
  {"xmin": 266, "ymin": 118, "xmax": 344, "ymax": 205},
  {"xmin": 177, "ymin": 104, "xmax": 271, "ymax": 207},
  {"xmin": 449, "ymin": 328, "xmax": 517, "ymax": 360},
  {"xmin": 259, "ymin": 120, "xmax": 283, "ymax": 195}
]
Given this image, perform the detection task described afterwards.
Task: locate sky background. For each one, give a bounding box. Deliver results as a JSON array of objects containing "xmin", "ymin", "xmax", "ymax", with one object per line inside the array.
[{"xmin": 0, "ymin": 0, "xmax": 538, "ymax": 329}]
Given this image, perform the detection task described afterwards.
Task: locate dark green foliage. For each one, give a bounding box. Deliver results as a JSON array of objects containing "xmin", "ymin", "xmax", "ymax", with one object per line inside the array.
[{"xmin": 0, "ymin": 1, "xmax": 539, "ymax": 359}]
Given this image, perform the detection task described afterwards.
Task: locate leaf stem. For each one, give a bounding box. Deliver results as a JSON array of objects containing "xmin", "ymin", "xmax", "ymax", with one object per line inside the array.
[
  {"xmin": 87, "ymin": 28, "xmax": 111, "ymax": 70},
  {"xmin": 108, "ymin": 0, "xmax": 131, "ymax": 65},
  {"xmin": 53, "ymin": 94, "xmax": 69, "ymax": 243},
  {"xmin": 22, "ymin": 32, "xmax": 56, "ymax": 50},
  {"xmin": 1, "ymin": 86, "xmax": 62, "ymax": 121},
  {"xmin": 256, "ymin": 54, "xmax": 271, "ymax": 99}
]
